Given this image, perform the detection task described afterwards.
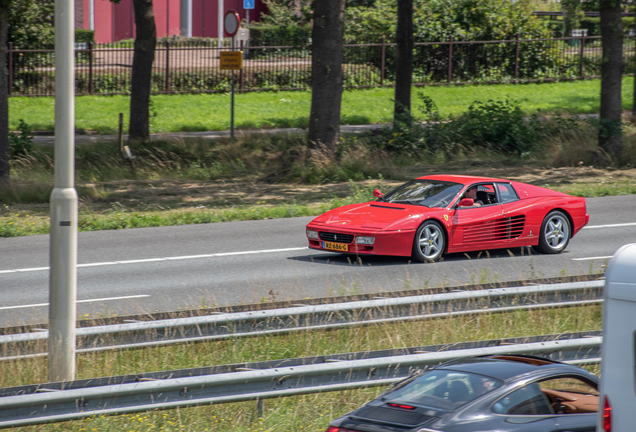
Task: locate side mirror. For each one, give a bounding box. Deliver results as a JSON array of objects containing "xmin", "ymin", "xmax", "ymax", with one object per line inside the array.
[
  {"xmin": 373, "ymin": 189, "xmax": 385, "ymax": 198},
  {"xmin": 458, "ymin": 198, "xmax": 474, "ymax": 207}
]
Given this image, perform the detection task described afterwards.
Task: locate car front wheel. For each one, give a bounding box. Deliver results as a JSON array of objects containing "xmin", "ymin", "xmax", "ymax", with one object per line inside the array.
[
  {"xmin": 533, "ymin": 210, "xmax": 571, "ymax": 254},
  {"xmin": 412, "ymin": 220, "xmax": 445, "ymax": 262}
]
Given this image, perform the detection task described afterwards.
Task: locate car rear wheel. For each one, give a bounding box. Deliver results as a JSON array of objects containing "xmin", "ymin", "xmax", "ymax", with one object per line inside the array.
[
  {"xmin": 412, "ymin": 221, "xmax": 445, "ymax": 262},
  {"xmin": 533, "ymin": 210, "xmax": 571, "ymax": 254}
]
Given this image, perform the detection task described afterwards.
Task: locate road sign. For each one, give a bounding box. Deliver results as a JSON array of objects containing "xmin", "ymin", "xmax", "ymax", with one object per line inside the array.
[
  {"xmin": 244, "ymin": 0, "xmax": 255, "ymax": 9},
  {"xmin": 219, "ymin": 51, "xmax": 244, "ymax": 70},
  {"xmin": 224, "ymin": 10, "xmax": 240, "ymax": 37}
]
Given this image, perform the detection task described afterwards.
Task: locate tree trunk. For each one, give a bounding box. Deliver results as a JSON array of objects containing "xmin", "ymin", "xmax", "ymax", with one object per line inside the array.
[
  {"xmin": 599, "ymin": 2, "xmax": 623, "ymax": 162},
  {"xmin": 562, "ymin": 0, "xmax": 579, "ymax": 40},
  {"xmin": 129, "ymin": 0, "xmax": 156, "ymax": 141},
  {"xmin": 307, "ymin": 0, "xmax": 345, "ymax": 156},
  {"xmin": 0, "ymin": 3, "xmax": 9, "ymax": 186},
  {"xmin": 394, "ymin": 0, "xmax": 413, "ymax": 126},
  {"xmin": 633, "ymin": 5, "xmax": 636, "ymax": 120}
]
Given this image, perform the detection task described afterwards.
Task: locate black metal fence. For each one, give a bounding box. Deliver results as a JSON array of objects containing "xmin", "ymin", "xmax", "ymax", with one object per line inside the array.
[{"xmin": 8, "ymin": 35, "xmax": 635, "ymax": 97}]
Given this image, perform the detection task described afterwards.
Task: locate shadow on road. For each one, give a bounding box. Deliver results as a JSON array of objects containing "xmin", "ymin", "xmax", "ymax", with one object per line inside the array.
[{"xmin": 289, "ymin": 246, "xmax": 551, "ymax": 267}]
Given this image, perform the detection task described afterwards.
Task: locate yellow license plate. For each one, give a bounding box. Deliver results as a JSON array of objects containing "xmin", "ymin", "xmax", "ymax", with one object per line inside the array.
[{"xmin": 323, "ymin": 241, "xmax": 348, "ymax": 252}]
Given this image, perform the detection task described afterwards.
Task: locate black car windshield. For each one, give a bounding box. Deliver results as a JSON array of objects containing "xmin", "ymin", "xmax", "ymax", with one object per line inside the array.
[
  {"xmin": 385, "ymin": 369, "xmax": 503, "ymax": 410},
  {"xmin": 382, "ymin": 180, "xmax": 463, "ymax": 208}
]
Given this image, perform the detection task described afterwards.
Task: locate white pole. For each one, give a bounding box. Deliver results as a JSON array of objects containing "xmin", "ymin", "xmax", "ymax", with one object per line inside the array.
[
  {"xmin": 218, "ymin": 0, "xmax": 224, "ymax": 49},
  {"xmin": 89, "ymin": 0, "xmax": 94, "ymax": 31},
  {"xmin": 180, "ymin": 0, "xmax": 192, "ymax": 37},
  {"xmin": 49, "ymin": 0, "xmax": 78, "ymax": 383}
]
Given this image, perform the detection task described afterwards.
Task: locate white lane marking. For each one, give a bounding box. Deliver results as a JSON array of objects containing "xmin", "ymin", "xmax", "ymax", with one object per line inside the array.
[
  {"xmin": 572, "ymin": 256, "xmax": 613, "ymax": 261},
  {"xmin": 0, "ymin": 294, "xmax": 150, "ymax": 311},
  {"xmin": 77, "ymin": 262, "xmax": 117, "ymax": 268},
  {"xmin": 584, "ymin": 222, "xmax": 636, "ymax": 229},
  {"xmin": 0, "ymin": 247, "xmax": 308, "ymax": 274},
  {"xmin": 16, "ymin": 267, "xmax": 49, "ymax": 273}
]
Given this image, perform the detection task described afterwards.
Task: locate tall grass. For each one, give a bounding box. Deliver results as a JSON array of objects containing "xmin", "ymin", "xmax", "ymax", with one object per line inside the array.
[{"xmin": 3, "ymin": 304, "xmax": 601, "ymax": 431}]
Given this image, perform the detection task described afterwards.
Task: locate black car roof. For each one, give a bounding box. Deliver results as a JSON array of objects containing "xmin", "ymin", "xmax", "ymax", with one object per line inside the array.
[{"xmin": 436, "ymin": 355, "xmax": 575, "ymax": 381}]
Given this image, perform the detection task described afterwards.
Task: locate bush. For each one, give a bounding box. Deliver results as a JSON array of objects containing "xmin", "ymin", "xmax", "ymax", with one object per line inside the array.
[
  {"xmin": 452, "ymin": 99, "xmax": 537, "ymax": 154},
  {"xmin": 370, "ymin": 94, "xmax": 551, "ymax": 157},
  {"xmin": 75, "ymin": 29, "xmax": 95, "ymax": 44},
  {"xmin": 578, "ymin": 17, "xmax": 634, "ymax": 37},
  {"xmin": 249, "ymin": 24, "xmax": 311, "ymax": 47},
  {"xmin": 9, "ymin": 119, "xmax": 34, "ymax": 157},
  {"xmin": 344, "ymin": 0, "xmax": 561, "ymax": 82}
]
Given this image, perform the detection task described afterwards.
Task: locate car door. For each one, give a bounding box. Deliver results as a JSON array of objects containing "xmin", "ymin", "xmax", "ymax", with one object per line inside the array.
[
  {"xmin": 450, "ymin": 183, "xmax": 506, "ymax": 252},
  {"xmin": 496, "ymin": 182, "xmax": 538, "ymax": 247},
  {"xmin": 536, "ymin": 376, "xmax": 598, "ymax": 432}
]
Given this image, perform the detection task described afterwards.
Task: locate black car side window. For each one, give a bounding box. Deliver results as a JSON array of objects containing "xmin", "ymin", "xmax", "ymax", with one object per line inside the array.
[
  {"xmin": 492, "ymin": 383, "xmax": 553, "ymax": 415},
  {"xmin": 537, "ymin": 377, "xmax": 599, "ymax": 415}
]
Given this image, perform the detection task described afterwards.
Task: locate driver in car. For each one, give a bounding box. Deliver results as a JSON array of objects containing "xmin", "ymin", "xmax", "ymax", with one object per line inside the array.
[{"xmin": 459, "ymin": 186, "xmax": 484, "ymax": 207}]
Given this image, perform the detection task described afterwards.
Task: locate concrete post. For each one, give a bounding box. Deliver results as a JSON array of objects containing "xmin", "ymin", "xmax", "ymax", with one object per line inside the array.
[
  {"xmin": 89, "ymin": 0, "xmax": 94, "ymax": 31},
  {"xmin": 49, "ymin": 0, "xmax": 78, "ymax": 383},
  {"xmin": 218, "ymin": 0, "xmax": 224, "ymax": 49},
  {"xmin": 180, "ymin": 0, "xmax": 192, "ymax": 37}
]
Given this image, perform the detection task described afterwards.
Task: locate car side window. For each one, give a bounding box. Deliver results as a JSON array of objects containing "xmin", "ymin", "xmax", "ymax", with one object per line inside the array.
[
  {"xmin": 496, "ymin": 183, "xmax": 519, "ymax": 204},
  {"xmin": 492, "ymin": 383, "xmax": 553, "ymax": 415},
  {"xmin": 458, "ymin": 183, "xmax": 498, "ymax": 208},
  {"xmin": 537, "ymin": 377, "xmax": 599, "ymax": 414}
]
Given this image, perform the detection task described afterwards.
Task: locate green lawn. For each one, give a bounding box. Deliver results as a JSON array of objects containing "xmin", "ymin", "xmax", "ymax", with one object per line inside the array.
[{"xmin": 9, "ymin": 77, "xmax": 635, "ymax": 134}]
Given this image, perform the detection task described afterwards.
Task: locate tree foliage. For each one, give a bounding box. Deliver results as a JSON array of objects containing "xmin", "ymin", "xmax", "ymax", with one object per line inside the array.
[
  {"xmin": 8, "ymin": 0, "xmax": 54, "ymax": 48},
  {"xmin": 259, "ymin": 0, "xmax": 312, "ymax": 27},
  {"xmin": 345, "ymin": 0, "xmax": 550, "ymax": 42},
  {"xmin": 562, "ymin": 0, "xmax": 583, "ymax": 39}
]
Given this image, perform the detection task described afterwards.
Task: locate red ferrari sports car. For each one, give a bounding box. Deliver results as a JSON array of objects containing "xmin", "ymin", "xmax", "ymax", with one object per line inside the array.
[{"xmin": 306, "ymin": 175, "xmax": 589, "ymax": 262}]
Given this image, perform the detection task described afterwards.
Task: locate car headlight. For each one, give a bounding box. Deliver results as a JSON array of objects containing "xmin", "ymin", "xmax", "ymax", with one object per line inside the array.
[
  {"xmin": 306, "ymin": 229, "xmax": 319, "ymax": 240},
  {"xmin": 355, "ymin": 236, "xmax": 375, "ymax": 245}
]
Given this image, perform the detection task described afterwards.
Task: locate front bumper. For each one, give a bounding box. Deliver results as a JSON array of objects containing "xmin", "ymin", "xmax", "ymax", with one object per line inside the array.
[{"xmin": 306, "ymin": 224, "xmax": 416, "ymax": 257}]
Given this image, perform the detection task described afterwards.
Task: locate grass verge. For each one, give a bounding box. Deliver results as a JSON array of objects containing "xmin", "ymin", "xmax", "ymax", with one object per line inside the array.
[
  {"xmin": 8, "ymin": 77, "xmax": 635, "ymax": 134},
  {"xmin": 3, "ymin": 108, "xmax": 636, "ymax": 238},
  {"xmin": 2, "ymin": 171, "xmax": 636, "ymax": 238},
  {"xmin": 4, "ymin": 304, "xmax": 601, "ymax": 431}
]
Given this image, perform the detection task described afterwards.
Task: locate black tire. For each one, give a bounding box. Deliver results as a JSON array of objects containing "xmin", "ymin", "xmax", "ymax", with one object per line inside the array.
[
  {"xmin": 412, "ymin": 220, "xmax": 445, "ymax": 263},
  {"xmin": 533, "ymin": 210, "xmax": 571, "ymax": 254}
]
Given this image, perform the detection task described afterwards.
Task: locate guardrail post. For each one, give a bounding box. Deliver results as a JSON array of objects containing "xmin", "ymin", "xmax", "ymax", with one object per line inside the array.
[
  {"xmin": 256, "ymin": 398, "xmax": 264, "ymax": 417},
  {"xmin": 514, "ymin": 33, "xmax": 520, "ymax": 83},
  {"xmin": 8, "ymin": 43, "xmax": 12, "ymax": 96},
  {"xmin": 447, "ymin": 35, "xmax": 453, "ymax": 83},
  {"xmin": 380, "ymin": 36, "xmax": 386, "ymax": 85},
  {"xmin": 165, "ymin": 41, "xmax": 171, "ymax": 92},
  {"xmin": 88, "ymin": 42, "xmax": 93, "ymax": 94},
  {"xmin": 579, "ymin": 34, "xmax": 585, "ymax": 79}
]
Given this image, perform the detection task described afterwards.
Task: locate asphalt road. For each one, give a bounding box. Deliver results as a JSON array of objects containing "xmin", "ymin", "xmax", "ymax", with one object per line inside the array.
[{"xmin": 1, "ymin": 195, "xmax": 635, "ymax": 327}]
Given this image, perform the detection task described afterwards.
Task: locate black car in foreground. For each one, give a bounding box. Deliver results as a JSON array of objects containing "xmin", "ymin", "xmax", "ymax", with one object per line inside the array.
[{"xmin": 326, "ymin": 355, "xmax": 599, "ymax": 432}]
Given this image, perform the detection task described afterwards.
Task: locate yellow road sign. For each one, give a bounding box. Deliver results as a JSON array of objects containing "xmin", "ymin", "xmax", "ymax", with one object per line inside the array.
[{"xmin": 220, "ymin": 51, "xmax": 243, "ymax": 70}]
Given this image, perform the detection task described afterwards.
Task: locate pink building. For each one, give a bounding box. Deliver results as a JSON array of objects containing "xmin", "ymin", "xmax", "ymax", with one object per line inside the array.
[{"xmin": 75, "ymin": 0, "xmax": 267, "ymax": 43}]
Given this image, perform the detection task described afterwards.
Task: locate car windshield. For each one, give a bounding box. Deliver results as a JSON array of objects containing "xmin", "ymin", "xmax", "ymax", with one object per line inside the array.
[
  {"xmin": 382, "ymin": 180, "xmax": 463, "ymax": 208},
  {"xmin": 385, "ymin": 369, "xmax": 503, "ymax": 411}
]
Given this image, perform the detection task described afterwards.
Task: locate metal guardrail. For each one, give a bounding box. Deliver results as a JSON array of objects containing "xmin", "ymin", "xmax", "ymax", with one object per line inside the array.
[
  {"xmin": 1, "ymin": 280, "xmax": 603, "ymax": 360},
  {"xmin": 0, "ymin": 331, "xmax": 602, "ymax": 428}
]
